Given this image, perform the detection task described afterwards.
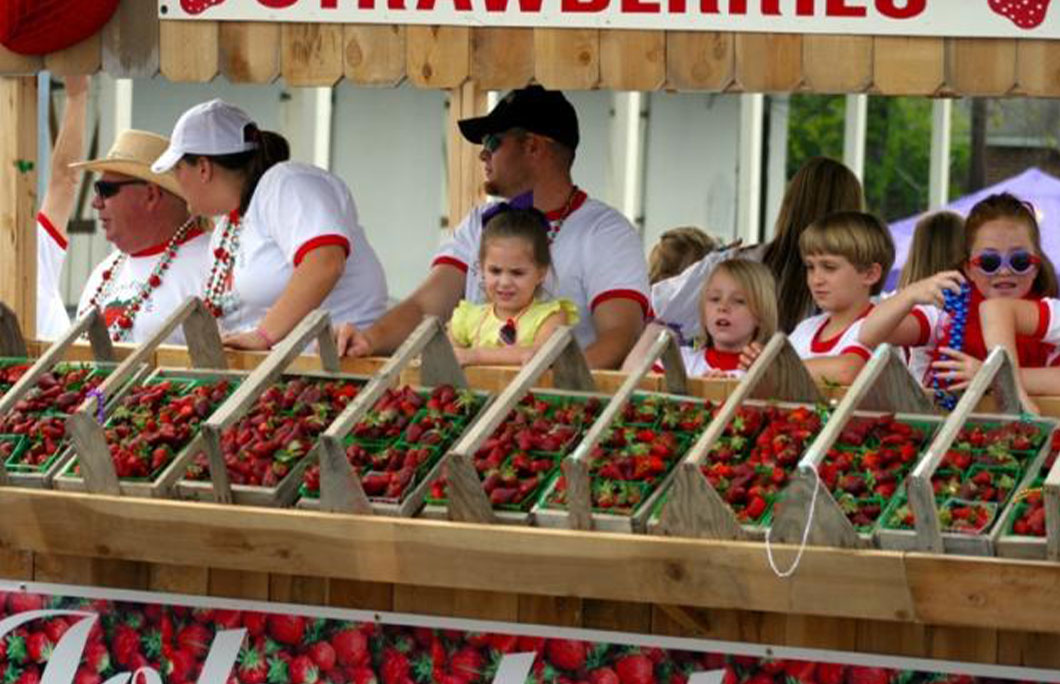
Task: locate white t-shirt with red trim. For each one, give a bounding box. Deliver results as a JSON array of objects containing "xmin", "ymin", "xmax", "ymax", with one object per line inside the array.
[
  {"xmin": 76, "ymin": 229, "xmax": 213, "ymax": 346},
  {"xmin": 210, "ymin": 162, "xmax": 388, "ymax": 335},
  {"xmin": 37, "ymin": 213, "xmax": 71, "ymax": 340},
  {"xmin": 654, "ymin": 346, "xmax": 744, "ymax": 378},
  {"xmin": 789, "ymin": 310, "xmax": 873, "ymax": 362},
  {"xmin": 432, "ymin": 192, "xmax": 650, "ymax": 348}
]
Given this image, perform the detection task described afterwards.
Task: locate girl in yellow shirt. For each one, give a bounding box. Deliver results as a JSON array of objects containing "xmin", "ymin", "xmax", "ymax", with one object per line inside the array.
[{"xmin": 449, "ymin": 205, "xmax": 578, "ymax": 366}]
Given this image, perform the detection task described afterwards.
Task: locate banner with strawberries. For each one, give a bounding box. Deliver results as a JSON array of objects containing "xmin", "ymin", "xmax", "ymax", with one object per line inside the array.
[
  {"xmin": 1, "ymin": 581, "xmax": 1055, "ymax": 684},
  {"xmin": 161, "ymin": 0, "xmax": 1059, "ymax": 39}
]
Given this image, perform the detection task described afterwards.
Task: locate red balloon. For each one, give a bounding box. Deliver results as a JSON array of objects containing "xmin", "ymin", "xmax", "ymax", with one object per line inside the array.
[{"xmin": 0, "ymin": 0, "xmax": 120, "ymax": 56}]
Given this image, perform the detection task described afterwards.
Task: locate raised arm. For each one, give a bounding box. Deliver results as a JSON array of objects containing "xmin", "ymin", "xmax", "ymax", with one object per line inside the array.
[
  {"xmin": 338, "ymin": 264, "xmax": 467, "ymax": 357},
  {"xmin": 859, "ymin": 270, "xmax": 966, "ymax": 348},
  {"xmin": 981, "ymin": 297, "xmax": 1047, "ymax": 408},
  {"xmin": 40, "ymin": 76, "xmax": 89, "ymax": 237}
]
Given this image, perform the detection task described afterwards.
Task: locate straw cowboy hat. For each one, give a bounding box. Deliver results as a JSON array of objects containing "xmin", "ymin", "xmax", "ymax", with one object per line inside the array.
[{"xmin": 70, "ymin": 130, "xmax": 186, "ymax": 200}]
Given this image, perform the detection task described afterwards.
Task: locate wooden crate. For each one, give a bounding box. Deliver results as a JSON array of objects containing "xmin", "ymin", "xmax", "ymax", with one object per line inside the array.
[
  {"xmin": 992, "ymin": 442, "xmax": 1059, "ymax": 560},
  {"xmin": 52, "ymin": 367, "xmax": 246, "ymax": 498}
]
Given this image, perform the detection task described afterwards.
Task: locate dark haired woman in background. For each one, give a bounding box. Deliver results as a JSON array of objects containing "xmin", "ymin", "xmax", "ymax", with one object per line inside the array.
[{"xmin": 152, "ymin": 99, "xmax": 387, "ymax": 350}]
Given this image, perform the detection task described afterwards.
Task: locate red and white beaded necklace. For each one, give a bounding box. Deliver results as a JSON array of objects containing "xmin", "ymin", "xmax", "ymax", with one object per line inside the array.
[
  {"xmin": 203, "ymin": 210, "xmax": 243, "ymax": 318},
  {"xmin": 86, "ymin": 216, "xmax": 196, "ymax": 342}
]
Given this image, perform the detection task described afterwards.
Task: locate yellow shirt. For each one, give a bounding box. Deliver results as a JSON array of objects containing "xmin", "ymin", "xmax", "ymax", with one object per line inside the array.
[{"xmin": 450, "ymin": 299, "xmax": 580, "ymax": 348}]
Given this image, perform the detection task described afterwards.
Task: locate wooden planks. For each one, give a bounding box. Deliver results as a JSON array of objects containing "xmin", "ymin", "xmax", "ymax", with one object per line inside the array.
[
  {"xmin": 600, "ymin": 30, "xmax": 665, "ymax": 92},
  {"xmin": 665, "ymin": 32, "xmax": 733, "ymax": 91},
  {"xmin": 344, "ymin": 25, "xmax": 406, "ymax": 86},
  {"xmin": 220, "ymin": 23, "xmax": 280, "ymax": 84},
  {"xmin": 734, "ymin": 33, "xmax": 802, "ymax": 93},
  {"xmin": 803, "ymin": 35, "xmax": 873, "ymax": 94},
  {"xmin": 160, "ymin": 20, "xmax": 219, "ymax": 82},
  {"xmin": 0, "ymin": 77, "xmax": 38, "ymax": 340},
  {"xmin": 471, "ymin": 28, "xmax": 534, "ymax": 91},
  {"xmin": 101, "ymin": 0, "xmax": 159, "ymax": 78},
  {"xmin": 534, "ymin": 29, "xmax": 600, "ymax": 90},
  {"xmin": 447, "ymin": 80, "xmax": 486, "ymax": 230},
  {"xmin": 407, "ymin": 26, "xmax": 470, "ymax": 88},
  {"xmin": 282, "ymin": 24, "xmax": 345, "ymax": 86},
  {"xmin": 1016, "ymin": 40, "xmax": 1060, "ymax": 98},
  {"xmin": 872, "ymin": 36, "xmax": 944, "ymax": 96},
  {"xmin": 946, "ymin": 38, "xmax": 1018, "ymax": 97}
]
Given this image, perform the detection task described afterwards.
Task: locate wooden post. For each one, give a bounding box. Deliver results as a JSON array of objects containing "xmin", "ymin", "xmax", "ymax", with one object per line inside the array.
[
  {"xmin": 906, "ymin": 348, "xmax": 1020, "ymax": 554},
  {"xmin": 0, "ymin": 302, "xmax": 26, "ymax": 358},
  {"xmin": 0, "ymin": 77, "xmax": 38, "ymax": 341},
  {"xmin": 447, "ymin": 81, "xmax": 486, "ymax": 231},
  {"xmin": 657, "ymin": 333, "xmax": 816, "ymax": 539},
  {"xmin": 1044, "ymin": 457, "xmax": 1060, "ymax": 561},
  {"xmin": 771, "ymin": 345, "xmax": 932, "ymax": 550},
  {"xmin": 564, "ymin": 328, "xmax": 686, "ymax": 530},
  {"xmin": 317, "ymin": 317, "xmax": 464, "ymax": 513}
]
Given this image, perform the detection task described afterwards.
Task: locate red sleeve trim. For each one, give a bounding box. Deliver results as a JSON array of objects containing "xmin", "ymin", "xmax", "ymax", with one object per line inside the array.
[
  {"xmin": 37, "ymin": 212, "xmax": 67, "ymax": 250},
  {"xmin": 293, "ymin": 235, "xmax": 351, "ymax": 267},
  {"xmin": 590, "ymin": 289, "xmax": 650, "ymax": 316},
  {"xmin": 1034, "ymin": 300, "xmax": 1051, "ymax": 340},
  {"xmin": 431, "ymin": 256, "xmax": 469, "ymax": 274},
  {"xmin": 910, "ymin": 308, "xmax": 931, "ymax": 347},
  {"xmin": 840, "ymin": 345, "xmax": 872, "ymax": 362}
]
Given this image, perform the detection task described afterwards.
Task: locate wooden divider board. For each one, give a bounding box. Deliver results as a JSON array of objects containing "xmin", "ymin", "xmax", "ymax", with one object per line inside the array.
[
  {"xmin": 66, "ymin": 298, "xmax": 226, "ymax": 495},
  {"xmin": 657, "ymin": 333, "xmax": 820, "ymax": 540},
  {"xmin": 344, "ymin": 25, "xmax": 406, "ymax": 87},
  {"xmin": 770, "ymin": 345, "xmax": 936, "ymax": 551},
  {"xmin": 160, "ymin": 20, "xmax": 219, "ymax": 83},
  {"xmin": 219, "ymin": 22, "xmax": 281, "ymax": 84},
  {"xmin": 470, "ymin": 28, "xmax": 534, "ymax": 91},
  {"xmin": 665, "ymin": 32, "xmax": 734, "ymax": 91},
  {"xmin": 407, "ymin": 26, "xmax": 470, "ymax": 88},
  {"xmin": 902, "ymin": 348, "xmax": 1028, "ymax": 555},
  {"xmin": 561, "ymin": 327, "xmax": 687, "ymax": 531},
  {"xmin": 600, "ymin": 30, "xmax": 666, "ymax": 92},
  {"xmin": 316, "ymin": 316, "xmax": 467, "ymax": 514},
  {"xmin": 445, "ymin": 326, "xmax": 594, "ymax": 524},
  {"xmin": 101, "ymin": 0, "xmax": 160, "ymax": 79},
  {"xmin": 534, "ymin": 29, "xmax": 600, "ymax": 90},
  {"xmin": 0, "ymin": 302, "xmax": 27, "ymax": 358},
  {"xmin": 281, "ymin": 23, "xmax": 345, "ymax": 87},
  {"xmin": 802, "ymin": 35, "xmax": 873, "ymax": 94},
  {"xmin": 198, "ymin": 310, "xmax": 342, "ymax": 504}
]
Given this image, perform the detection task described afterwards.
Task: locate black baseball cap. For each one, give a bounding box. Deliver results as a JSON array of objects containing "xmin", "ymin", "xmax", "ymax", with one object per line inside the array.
[{"xmin": 458, "ymin": 85, "xmax": 580, "ymax": 152}]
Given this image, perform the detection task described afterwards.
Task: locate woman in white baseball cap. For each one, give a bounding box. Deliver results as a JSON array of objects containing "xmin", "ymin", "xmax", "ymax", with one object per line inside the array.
[{"xmin": 152, "ymin": 99, "xmax": 388, "ymax": 350}]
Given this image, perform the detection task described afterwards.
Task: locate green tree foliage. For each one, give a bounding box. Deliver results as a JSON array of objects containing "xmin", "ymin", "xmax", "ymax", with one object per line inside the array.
[{"xmin": 786, "ymin": 95, "xmax": 970, "ymax": 222}]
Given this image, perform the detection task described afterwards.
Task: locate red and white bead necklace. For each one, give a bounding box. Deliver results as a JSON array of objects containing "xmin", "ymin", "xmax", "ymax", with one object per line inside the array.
[
  {"xmin": 203, "ymin": 210, "xmax": 243, "ymax": 318},
  {"xmin": 86, "ymin": 216, "xmax": 197, "ymax": 342}
]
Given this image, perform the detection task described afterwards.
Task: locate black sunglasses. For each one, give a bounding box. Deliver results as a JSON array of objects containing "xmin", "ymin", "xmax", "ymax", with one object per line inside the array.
[{"xmin": 94, "ymin": 179, "xmax": 148, "ymax": 199}]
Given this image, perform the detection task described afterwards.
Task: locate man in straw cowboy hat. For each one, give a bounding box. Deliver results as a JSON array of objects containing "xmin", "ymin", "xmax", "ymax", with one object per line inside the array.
[{"xmin": 38, "ymin": 85, "xmax": 211, "ymax": 345}]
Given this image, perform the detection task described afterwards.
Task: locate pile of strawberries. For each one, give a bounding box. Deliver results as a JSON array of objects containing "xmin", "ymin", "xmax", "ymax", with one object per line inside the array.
[
  {"xmin": 427, "ymin": 391, "xmax": 602, "ymax": 511},
  {"xmin": 182, "ymin": 378, "xmax": 362, "ymax": 488},
  {"xmin": 68, "ymin": 378, "xmax": 235, "ymax": 481},
  {"xmin": 301, "ymin": 384, "xmax": 483, "ymax": 503},
  {"xmin": 545, "ymin": 396, "xmax": 715, "ymax": 515},
  {"xmin": 886, "ymin": 419, "xmax": 1049, "ymax": 535},
  {"xmin": 0, "ymin": 360, "xmax": 29, "ymax": 395},
  {"xmin": 1006, "ymin": 430, "xmax": 1060, "ymax": 537},
  {"xmin": 818, "ymin": 415, "xmax": 930, "ymax": 531},
  {"xmin": 701, "ymin": 405, "xmax": 824, "ymax": 525},
  {"xmin": 0, "ymin": 364, "xmax": 110, "ymax": 473}
]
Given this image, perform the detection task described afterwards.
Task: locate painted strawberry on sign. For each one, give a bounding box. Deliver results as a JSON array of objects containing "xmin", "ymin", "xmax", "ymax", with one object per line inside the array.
[
  {"xmin": 180, "ymin": 0, "xmax": 227, "ymax": 15},
  {"xmin": 988, "ymin": 0, "xmax": 1052, "ymax": 29}
]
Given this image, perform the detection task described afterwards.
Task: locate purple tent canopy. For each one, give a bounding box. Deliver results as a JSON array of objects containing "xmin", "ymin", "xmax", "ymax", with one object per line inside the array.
[{"xmin": 886, "ymin": 167, "xmax": 1060, "ymax": 290}]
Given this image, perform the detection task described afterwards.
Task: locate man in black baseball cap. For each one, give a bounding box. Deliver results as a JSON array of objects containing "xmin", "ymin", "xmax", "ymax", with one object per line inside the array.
[{"xmin": 337, "ymin": 85, "xmax": 649, "ymax": 370}]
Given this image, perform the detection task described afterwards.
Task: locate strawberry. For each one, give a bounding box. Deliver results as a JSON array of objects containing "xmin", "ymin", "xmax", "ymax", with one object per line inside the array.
[
  {"xmin": 73, "ymin": 668, "xmax": 102, "ymax": 684},
  {"xmin": 817, "ymin": 663, "xmax": 845, "ymax": 684},
  {"xmin": 267, "ymin": 614, "xmax": 305, "ymax": 646},
  {"xmin": 290, "ymin": 655, "xmax": 320, "ymax": 684},
  {"xmin": 449, "ymin": 647, "xmax": 484, "ymax": 682},
  {"xmin": 332, "ymin": 628, "xmax": 370, "ymax": 667},
  {"xmin": 846, "ymin": 666, "xmax": 893, "ymax": 684},
  {"xmin": 177, "ymin": 622, "xmax": 213, "ymax": 659},
  {"xmin": 7, "ymin": 594, "xmax": 43, "ymax": 614},
  {"xmin": 381, "ymin": 649, "xmax": 410, "ymax": 684},
  {"xmin": 546, "ymin": 639, "xmax": 588, "ymax": 671},
  {"xmin": 25, "ymin": 633, "xmax": 52, "ymax": 664},
  {"xmin": 166, "ymin": 649, "xmax": 198, "ymax": 683},
  {"xmin": 308, "ymin": 641, "xmax": 336, "ymax": 672},
  {"xmin": 239, "ymin": 644, "xmax": 269, "ymax": 684},
  {"xmin": 83, "ymin": 641, "xmax": 110, "ymax": 674},
  {"xmin": 589, "ymin": 668, "xmax": 620, "ymax": 684},
  {"xmin": 614, "ymin": 653, "xmax": 654, "ymax": 684},
  {"xmin": 349, "ymin": 667, "xmax": 378, "ymax": 684}
]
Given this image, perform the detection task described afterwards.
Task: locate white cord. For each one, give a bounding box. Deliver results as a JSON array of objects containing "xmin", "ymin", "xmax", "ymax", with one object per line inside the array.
[{"xmin": 764, "ymin": 467, "xmax": 822, "ymax": 579}]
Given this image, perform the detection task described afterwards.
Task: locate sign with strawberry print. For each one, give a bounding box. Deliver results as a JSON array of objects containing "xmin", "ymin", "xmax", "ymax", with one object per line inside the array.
[
  {"xmin": 158, "ymin": 0, "xmax": 1059, "ymax": 38},
  {"xmin": 0, "ymin": 581, "xmax": 1052, "ymax": 684}
]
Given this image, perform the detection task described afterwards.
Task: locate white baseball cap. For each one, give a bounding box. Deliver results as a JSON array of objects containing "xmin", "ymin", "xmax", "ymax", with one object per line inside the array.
[{"xmin": 151, "ymin": 99, "xmax": 259, "ymax": 174}]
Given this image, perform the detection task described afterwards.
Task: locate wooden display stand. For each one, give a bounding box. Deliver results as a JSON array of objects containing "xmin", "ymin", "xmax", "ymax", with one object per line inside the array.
[
  {"xmin": 534, "ymin": 327, "xmax": 688, "ymax": 533},
  {"xmin": 995, "ymin": 451, "xmax": 1060, "ymax": 561},
  {"xmin": 305, "ymin": 316, "xmax": 489, "ymax": 517},
  {"xmin": 654, "ymin": 333, "xmax": 820, "ymax": 541},
  {"xmin": 175, "ymin": 310, "xmax": 370, "ymax": 506},
  {"xmin": 0, "ymin": 310, "xmax": 118, "ymax": 488},
  {"xmin": 60, "ymin": 298, "xmax": 234, "ymax": 497},
  {"xmin": 880, "ymin": 348, "xmax": 1056, "ymax": 556},
  {"xmin": 769, "ymin": 345, "xmax": 939, "ymax": 550},
  {"xmin": 442, "ymin": 325, "xmax": 597, "ymax": 525}
]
